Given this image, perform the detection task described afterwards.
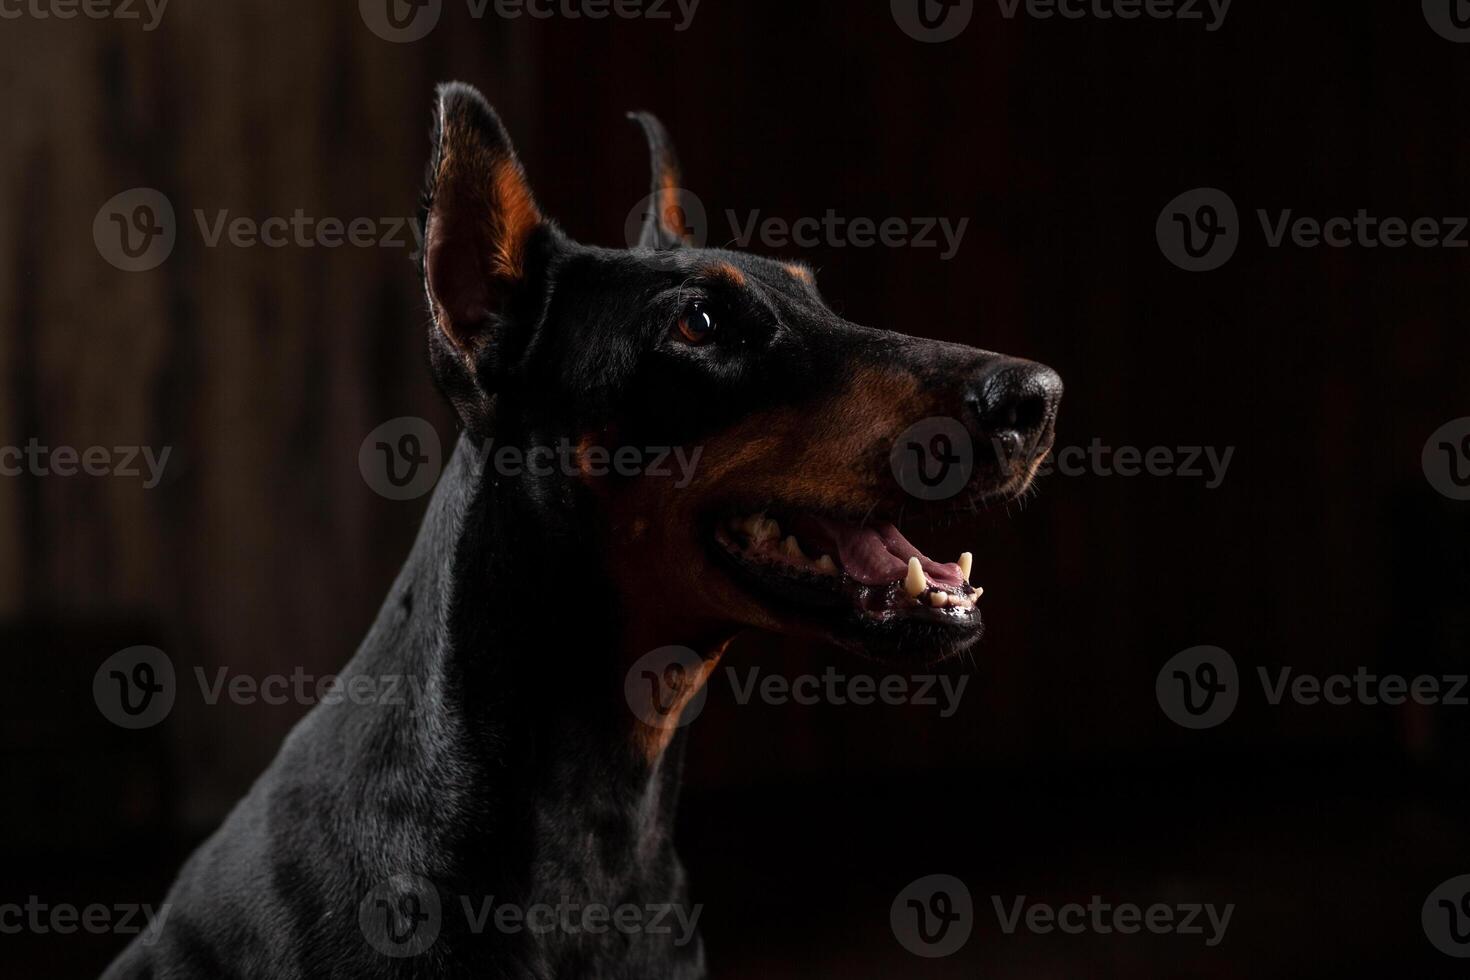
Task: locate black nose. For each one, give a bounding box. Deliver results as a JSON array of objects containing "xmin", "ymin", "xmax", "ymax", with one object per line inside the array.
[{"xmin": 964, "ymin": 359, "xmax": 1064, "ymax": 461}]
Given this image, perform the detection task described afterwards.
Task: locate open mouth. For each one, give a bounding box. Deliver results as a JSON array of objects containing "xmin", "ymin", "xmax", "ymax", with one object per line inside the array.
[{"xmin": 712, "ymin": 509, "xmax": 983, "ymax": 635}]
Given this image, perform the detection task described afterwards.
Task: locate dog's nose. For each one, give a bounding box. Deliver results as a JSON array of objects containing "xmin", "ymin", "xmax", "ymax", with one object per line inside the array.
[{"xmin": 964, "ymin": 358, "xmax": 1064, "ymax": 461}]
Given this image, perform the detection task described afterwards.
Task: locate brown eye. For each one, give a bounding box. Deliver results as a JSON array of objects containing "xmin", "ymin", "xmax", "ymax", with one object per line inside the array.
[{"xmin": 675, "ymin": 302, "xmax": 717, "ymax": 345}]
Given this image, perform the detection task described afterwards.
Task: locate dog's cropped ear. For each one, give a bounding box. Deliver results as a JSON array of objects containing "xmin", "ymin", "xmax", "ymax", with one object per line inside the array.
[
  {"xmin": 422, "ymin": 83, "xmax": 548, "ymax": 382},
  {"xmin": 628, "ymin": 111, "xmax": 692, "ymax": 250}
]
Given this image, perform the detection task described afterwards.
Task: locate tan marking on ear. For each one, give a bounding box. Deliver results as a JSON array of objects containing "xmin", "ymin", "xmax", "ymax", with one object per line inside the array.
[
  {"xmin": 432, "ymin": 108, "xmax": 542, "ymax": 282},
  {"xmin": 658, "ymin": 166, "xmax": 694, "ymax": 244},
  {"xmin": 705, "ymin": 262, "xmax": 746, "ymax": 287},
  {"xmin": 489, "ymin": 157, "xmax": 541, "ymax": 280}
]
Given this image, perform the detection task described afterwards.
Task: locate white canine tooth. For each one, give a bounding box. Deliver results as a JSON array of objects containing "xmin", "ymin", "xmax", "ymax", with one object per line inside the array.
[
  {"xmin": 782, "ymin": 535, "xmax": 805, "ymax": 560},
  {"xmin": 958, "ymin": 552, "xmax": 973, "ymax": 583},
  {"xmin": 904, "ymin": 557, "xmax": 926, "ymax": 597},
  {"xmin": 815, "ymin": 555, "xmax": 838, "ymax": 575},
  {"xmin": 972, "ymin": 586, "xmax": 984, "ymax": 599},
  {"xmin": 928, "ymin": 591, "xmax": 949, "ymax": 608}
]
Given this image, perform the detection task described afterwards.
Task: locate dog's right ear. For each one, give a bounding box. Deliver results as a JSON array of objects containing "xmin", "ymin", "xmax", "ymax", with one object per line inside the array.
[
  {"xmin": 628, "ymin": 111, "xmax": 692, "ymax": 250},
  {"xmin": 422, "ymin": 83, "xmax": 550, "ymax": 400}
]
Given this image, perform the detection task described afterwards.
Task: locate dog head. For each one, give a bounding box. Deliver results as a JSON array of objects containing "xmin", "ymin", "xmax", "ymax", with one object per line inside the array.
[{"xmin": 421, "ymin": 83, "xmax": 1061, "ymax": 667}]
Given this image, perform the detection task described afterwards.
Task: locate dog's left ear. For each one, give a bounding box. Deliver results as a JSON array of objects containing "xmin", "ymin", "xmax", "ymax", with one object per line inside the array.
[
  {"xmin": 628, "ymin": 111, "xmax": 692, "ymax": 250},
  {"xmin": 422, "ymin": 83, "xmax": 550, "ymax": 393}
]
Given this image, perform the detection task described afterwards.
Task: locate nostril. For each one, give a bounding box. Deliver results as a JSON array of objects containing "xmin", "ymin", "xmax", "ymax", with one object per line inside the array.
[{"xmin": 1011, "ymin": 392, "xmax": 1048, "ymax": 438}]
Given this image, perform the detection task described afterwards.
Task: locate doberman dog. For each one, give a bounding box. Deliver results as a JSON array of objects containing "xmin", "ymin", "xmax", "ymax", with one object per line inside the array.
[{"xmin": 102, "ymin": 83, "xmax": 1061, "ymax": 979}]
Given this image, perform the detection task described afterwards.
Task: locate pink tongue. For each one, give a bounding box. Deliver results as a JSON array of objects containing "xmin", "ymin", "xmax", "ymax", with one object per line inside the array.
[{"xmin": 795, "ymin": 516, "xmax": 966, "ymax": 588}]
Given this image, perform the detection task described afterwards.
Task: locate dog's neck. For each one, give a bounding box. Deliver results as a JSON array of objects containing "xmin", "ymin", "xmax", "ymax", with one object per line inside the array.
[{"xmin": 340, "ymin": 432, "xmax": 711, "ymax": 968}]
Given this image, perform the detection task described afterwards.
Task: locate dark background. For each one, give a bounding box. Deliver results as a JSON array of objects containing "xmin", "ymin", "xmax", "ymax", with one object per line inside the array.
[{"xmin": 3, "ymin": 1, "xmax": 1468, "ymax": 976}]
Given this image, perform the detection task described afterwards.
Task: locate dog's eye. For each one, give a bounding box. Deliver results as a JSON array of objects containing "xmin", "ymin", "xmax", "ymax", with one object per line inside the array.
[{"xmin": 674, "ymin": 302, "xmax": 717, "ymax": 345}]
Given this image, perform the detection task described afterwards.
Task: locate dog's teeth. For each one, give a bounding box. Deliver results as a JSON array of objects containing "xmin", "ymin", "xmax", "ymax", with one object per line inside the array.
[
  {"xmin": 958, "ymin": 551, "xmax": 973, "ymax": 582},
  {"xmin": 904, "ymin": 557, "xmax": 925, "ymax": 597},
  {"xmin": 782, "ymin": 535, "xmax": 805, "ymax": 560},
  {"xmin": 745, "ymin": 515, "xmax": 779, "ymax": 546},
  {"xmin": 815, "ymin": 555, "xmax": 838, "ymax": 575},
  {"xmin": 972, "ymin": 586, "xmax": 984, "ymax": 599},
  {"xmin": 928, "ymin": 591, "xmax": 949, "ymax": 608}
]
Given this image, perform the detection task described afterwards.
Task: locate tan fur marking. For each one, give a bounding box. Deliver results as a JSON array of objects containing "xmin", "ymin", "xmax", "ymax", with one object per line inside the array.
[
  {"xmin": 489, "ymin": 158, "xmax": 541, "ymax": 279},
  {"xmin": 658, "ymin": 166, "xmax": 690, "ymax": 243},
  {"xmin": 784, "ymin": 263, "xmax": 814, "ymax": 284},
  {"xmin": 705, "ymin": 262, "xmax": 746, "ymax": 287},
  {"xmin": 632, "ymin": 642, "xmax": 729, "ymax": 761}
]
